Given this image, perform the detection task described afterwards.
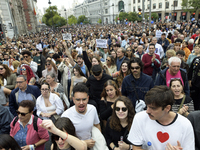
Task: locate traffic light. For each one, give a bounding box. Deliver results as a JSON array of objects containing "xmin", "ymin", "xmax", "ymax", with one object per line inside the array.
[{"xmin": 138, "ymin": 8, "xmax": 142, "ymax": 18}]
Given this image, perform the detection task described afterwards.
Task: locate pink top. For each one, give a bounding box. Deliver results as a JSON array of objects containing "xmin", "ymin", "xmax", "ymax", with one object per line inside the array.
[
  {"xmin": 10, "ymin": 115, "xmax": 49, "ymax": 150},
  {"xmin": 166, "ymin": 70, "xmax": 184, "ymax": 87}
]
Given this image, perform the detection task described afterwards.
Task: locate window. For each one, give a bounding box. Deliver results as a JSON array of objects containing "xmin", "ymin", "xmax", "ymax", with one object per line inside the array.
[
  {"xmin": 159, "ymin": 3, "xmax": 162, "ymax": 8},
  {"xmin": 105, "ymin": 2, "xmax": 107, "ymax": 5},
  {"xmin": 118, "ymin": 1, "xmax": 124, "ymax": 12},
  {"xmin": 133, "ymin": 0, "xmax": 135, "ymax": 4},
  {"xmin": 138, "ymin": 0, "xmax": 140, "ymax": 3},
  {"xmin": 166, "ymin": 2, "xmax": 169, "ymax": 8},
  {"xmin": 133, "ymin": 6, "xmax": 135, "ymax": 12},
  {"xmin": 153, "ymin": 3, "xmax": 156, "ymax": 9},
  {"xmin": 174, "ymin": 1, "xmax": 178, "ymax": 7},
  {"xmin": 147, "ymin": 4, "xmax": 150, "ymax": 9},
  {"xmin": 105, "ymin": 9, "xmax": 108, "ymax": 14}
]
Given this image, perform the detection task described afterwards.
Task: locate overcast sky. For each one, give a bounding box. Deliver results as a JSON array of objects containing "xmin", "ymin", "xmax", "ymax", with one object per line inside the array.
[{"xmin": 37, "ymin": 0, "xmax": 84, "ymax": 14}]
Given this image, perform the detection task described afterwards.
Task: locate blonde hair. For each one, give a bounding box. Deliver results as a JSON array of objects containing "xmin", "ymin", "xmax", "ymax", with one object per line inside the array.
[
  {"xmin": 12, "ymin": 60, "xmax": 20, "ymax": 69},
  {"xmin": 166, "ymin": 49, "xmax": 176, "ymax": 57}
]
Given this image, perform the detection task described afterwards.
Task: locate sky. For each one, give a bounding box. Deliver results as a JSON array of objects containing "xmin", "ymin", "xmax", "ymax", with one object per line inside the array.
[{"xmin": 37, "ymin": 0, "xmax": 84, "ymax": 14}]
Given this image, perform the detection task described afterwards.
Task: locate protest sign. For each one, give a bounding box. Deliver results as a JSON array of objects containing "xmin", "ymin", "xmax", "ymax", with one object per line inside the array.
[
  {"xmin": 96, "ymin": 39, "xmax": 107, "ymax": 48},
  {"xmin": 62, "ymin": 33, "xmax": 72, "ymax": 40}
]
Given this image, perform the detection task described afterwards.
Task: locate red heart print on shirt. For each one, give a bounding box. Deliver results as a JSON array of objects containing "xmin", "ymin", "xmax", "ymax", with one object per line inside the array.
[{"xmin": 157, "ymin": 131, "xmax": 169, "ymax": 143}]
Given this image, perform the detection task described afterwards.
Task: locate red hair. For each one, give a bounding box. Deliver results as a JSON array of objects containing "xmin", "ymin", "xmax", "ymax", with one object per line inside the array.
[{"xmin": 20, "ymin": 65, "xmax": 35, "ymax": 83}]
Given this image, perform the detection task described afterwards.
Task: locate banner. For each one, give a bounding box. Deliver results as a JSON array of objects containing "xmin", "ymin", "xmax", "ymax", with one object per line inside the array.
[
  {"xmin": 62, "ymin": 33, "xmax": 72, "ymax": 40},
  {"xmin": 96, "ymin": 39, "xmax": 107, "ymax": 48}
]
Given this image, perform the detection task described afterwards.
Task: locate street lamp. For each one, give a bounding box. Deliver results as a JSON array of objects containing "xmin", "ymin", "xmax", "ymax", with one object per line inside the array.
[
  {"xmin": 48, "ymin": 0, "xmax": 54, "ymax": 31},
  {"xmin": 64, "ymin": 9, "xmax": 68, "ymax": 32},
  {"xmin": 112, "ymin": 3, "xmax": 114, "ymax": 24}
]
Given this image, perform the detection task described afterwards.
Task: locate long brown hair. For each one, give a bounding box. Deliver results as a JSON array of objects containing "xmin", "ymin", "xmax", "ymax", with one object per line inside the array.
[
  {"xmin": 117, "ymin": 61, "xmax": 130, "ymax": 87},
  {"xmin": 0, "ymin": 64, "xmax": 11, "ymax": 77},
  {"xmin": 46, "ymin": 60, "xmax": 57, "ymax": 72},
  {"xmin": 110, "ymin": 96, "xmax": 135, "ymax": 131}
]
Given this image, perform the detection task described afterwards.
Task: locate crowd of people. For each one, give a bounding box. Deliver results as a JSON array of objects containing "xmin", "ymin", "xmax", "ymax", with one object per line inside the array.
[{"xmin": 0, "ymin": 19, "xmax": 200, "ymax": 150}]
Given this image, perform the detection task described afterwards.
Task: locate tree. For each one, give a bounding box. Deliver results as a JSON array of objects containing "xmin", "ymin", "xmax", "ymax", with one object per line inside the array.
[
  {"xmin": 151, "ymin": 13, "xmax": 159, "ymax": 21},
  {"xmin": 118, "ymin": 12, "xmax": 129, "ymax": 21},
  {"xmin": 97, "ymin": 19, "xmax": 102, "ymax": 24},
  {"xmin": 127, "ymin": 12, "xmax": 139, "ymax": 22},
  {"xmin": 42, "ymin": 6, "xmax": 66, "ymax": 27},
  {"xmin": 67, "ymin": 15, "xmax": 77, "ymax": 25},
  {"xmin": 77, "ymin": 15, "xmax": 89, "ymax": 24},
  {"xmin": 182, "ymin": 0, "xmax": 200, "ymax": 20}
]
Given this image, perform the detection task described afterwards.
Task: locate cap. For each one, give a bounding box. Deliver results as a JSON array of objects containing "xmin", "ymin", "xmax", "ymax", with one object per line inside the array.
[
  {"xmin": 92, "ymin": 65, "xmax": 102, "ymax": 76},
  {"xmin": 48, "ymin": 50, "xmax": 55, "ymax": 54}
]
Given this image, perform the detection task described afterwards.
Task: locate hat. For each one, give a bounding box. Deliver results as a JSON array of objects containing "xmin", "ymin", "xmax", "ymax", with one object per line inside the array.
[
  {"xmin": 92, "ymin": 65, "xmax": 102, "ymax": 76},
  {"xmin": 48, "ymin": 50, "xmax": 55, "ymax": 54}
]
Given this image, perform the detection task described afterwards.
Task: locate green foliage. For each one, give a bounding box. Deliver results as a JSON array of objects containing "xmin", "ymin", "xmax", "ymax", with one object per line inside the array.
[
  {"xmin": 77, "ymin": 15, "xmax": 89, "ymax": 24},
  {"xmin": 119, "ymin": 12, "xmax": 128, "ymax": 21},
  {"xmin": 97, "ymin": 19, "xmax": 102, "ymax": 24},
  {"xmin": 115, "ymin": 11, "xmax": 144, "ymax": 22},
  {"xmin": 181, "ymin": 0, "xmax": 200, "ymax": 19},
  {"xmin": 127, "ymin": 12, "xmax": 139, "ymax": 22},
  {"xmin": 151, "ymin": 13, "xmax": 159, "ymax": 20},
  {"xmin": 68, "ymin": 15, "xmax": 77, "ymax": 25},
  {"xmin": 42, "ymin": 6, "xmax": 66, "ymax": 27}
]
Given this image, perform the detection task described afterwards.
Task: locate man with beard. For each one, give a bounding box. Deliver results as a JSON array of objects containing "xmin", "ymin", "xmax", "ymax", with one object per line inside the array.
[
  {"xmin": 61, "ymin": 83, "xmax": 100, "ymax": 149},
  {"xmin": 76, "ymin": 54, "xmax": 89, "ymax": 77},
  {"xmin": 121, "ymin": 57, "xmax": 154, "ymax": 107}
]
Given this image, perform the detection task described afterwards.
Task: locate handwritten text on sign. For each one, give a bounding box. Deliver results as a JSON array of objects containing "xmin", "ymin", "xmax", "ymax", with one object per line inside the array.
[
  {"xmin": 96, "ymin": 39, "xmax": 107, "ymax": 48},
  {"xmin": 62, "ymin": 33, "xmax": 72, "ymax": 40}
]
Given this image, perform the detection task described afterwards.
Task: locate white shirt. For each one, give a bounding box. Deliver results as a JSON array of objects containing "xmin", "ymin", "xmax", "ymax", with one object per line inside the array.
[
  {"xmin": 61, "ymin": 104, "xmax": 100, "ymax": 140},
  {"xmin": 76, "ymin": 47, "xmax": 83, "ymax": 55},
  {"xmin": 128, "ymin": 111, "xmax": 195, "ymax": 150}
]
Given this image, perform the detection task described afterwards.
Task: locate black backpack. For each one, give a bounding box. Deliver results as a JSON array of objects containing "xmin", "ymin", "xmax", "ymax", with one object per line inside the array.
[{"xmin": 12, "ymin": 116, "xmax": 38, "ymax": 132}]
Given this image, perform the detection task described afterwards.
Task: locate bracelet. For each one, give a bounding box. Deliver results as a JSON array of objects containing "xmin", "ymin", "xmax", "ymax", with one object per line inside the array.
[
  {"xmin": 113, "ymin": 145, "xmax": 116, "ymax": 150},
  {"xmin": 63, "ymin": 132, "xmax": 68, "ymax": 141}
]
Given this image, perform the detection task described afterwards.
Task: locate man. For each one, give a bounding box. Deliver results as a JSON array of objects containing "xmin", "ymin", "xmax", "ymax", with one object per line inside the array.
[
  {"xmin": 52, "ymin": 53, "xmax": 62, "ymax": 66},
  {"xmin": 86, "ymin": 65, "xmax": 112, "ymax": 109},
  {"xmin": 128, "ymin": 86, "xmax": 194, "ymax": 150},
  {"xmin": 155, "ymin": 56, "xmax": 190, "ymax": 95},
  {"xmin": 33, "ymin": 49, "xmax": 45, "ymax": 78},
  {"xmin": 146, "ymin": 37, "xmax": 164, "ymax": 59},
  {"xmin": 0, "ymin": 104, "xmax": 14, "ymax": 134},
  {"xmin": 176, "ymin": 50, "xmax": 189, "ymax": 73},
  {"xmin": 116, "ymin": 47, "xmax": 129, "ymax": 71},
  {"xmin": 121, "ymin": 35, "xmax": 129, "ymax": 48},
  {"xmin": 17, "ymin": 50, "xmax": 38, "ymax": 74},
  {"xmin": 191, "ymin": 30, "xmax": 199, "ymax": 40},
  {"xmin": 121, "ymin": 57, "xmax": 154, "ymax": 107},
  {"xmin": 171, "ymin": 30, "xmax": 179, "ymax": 43},
  {"xmin": 157, "ymin": 33, "xmax": 169, "ymax": 53},
  {"xmin": 76, "ymin": 54, "xmax": 89, "ymax": 77},
  {"xmin": 9, "ymin": 75, "xmax": 41, "ymax": 116},
  {"xmin": 142, "ymin": 43, "xmax": 161, "ymax": 80},
  {"xmin": 136, "ymin": 45, "xmax": 144, "ymax": 59},
  {"xmin": 61, "ymin": 83, "xmax": 100, "ymax": 149}
]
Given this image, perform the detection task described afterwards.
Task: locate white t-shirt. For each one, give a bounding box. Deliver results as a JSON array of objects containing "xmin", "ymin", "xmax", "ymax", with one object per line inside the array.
[
  {"xmin": 76, "ymin": 47, "xmax": 83, "ymax": 55},
  {"xmin": 128, "ymin": 111, "xmax": 195, "ymax": 150},
  {"xmin": 61, "ymin": 104, "xmax": 100, "ymax": 140}
]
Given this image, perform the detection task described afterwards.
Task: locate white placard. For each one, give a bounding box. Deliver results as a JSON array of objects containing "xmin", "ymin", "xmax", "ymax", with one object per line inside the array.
[
  {"xmin": 62, "ymin": 33, "xmax": 72, "ymax": 40},
  {"xmin": 96, "ymin": 39, "xmax": 107, "ymax": 48}
]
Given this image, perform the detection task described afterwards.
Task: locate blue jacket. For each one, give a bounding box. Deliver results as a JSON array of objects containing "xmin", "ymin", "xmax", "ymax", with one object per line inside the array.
[
  {"xmin": 121, "ymin": 73, "xmax": 154, "ymax": 107},
  {"xmin": 9, "ymin": 85, "xmax": 41, "ymax": 116},
  {"xmin": 155, "ymin": 67, "xmax": 190, "ymax": 96},
  {"xmin": 157, "ymin": 38, "xmax": 169, "ymax": 52}
]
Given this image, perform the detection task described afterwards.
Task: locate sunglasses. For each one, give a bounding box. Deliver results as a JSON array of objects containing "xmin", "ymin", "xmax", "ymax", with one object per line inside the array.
[
  {"xmin": 115, "ymin": 107, "xmax": 127, "ymax": 112},
  {"xmin": 21, "ymin": 68, "xmax": 26, "ymax": 71},
  {"xmin": 23, "ymin": 56, "xmax": 28, "ymax": 58},
  {"xmin": 0, "ymin": 68, "xmax": 4, "ymax": 70},
  {"xmin": 16, "ymin": 110, "xmax": 29, "ymax": 116},
  {"xmin": 131, "ymin": 66, "xmax": 140, "ymax": 70},
  {"xmin": 106, "ymin": 59, "xmax": 110, "ymax": 61},
  {"xmin": 53, "ymin": 135, "xmax": 65, "ymax": 141},
  {"xmin": 46, "ymin": 64, "xmax": 50, "ymax": 66}
]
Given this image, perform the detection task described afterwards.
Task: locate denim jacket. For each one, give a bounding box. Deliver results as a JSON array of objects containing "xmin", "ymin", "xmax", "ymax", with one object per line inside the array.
[{"xmin": 121, "ymin": 73, "xmax": 154, "ymax": 107}]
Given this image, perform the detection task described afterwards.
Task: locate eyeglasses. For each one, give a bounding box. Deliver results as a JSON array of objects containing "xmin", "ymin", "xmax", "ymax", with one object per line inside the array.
[
  {"xmin": 126, "ymin": 50, "xmax": 132, "ymax": 52},
  {"xmin": 16, "ymin": 110, "xmax": 29, "ymax": 116},
  {"xmin": 46, "ymin": 64, "xmax": 50, "ymax": 66},
  {"xmin": 0, "ymin": 68, "xmax": 4, "ymax": 70},
  {"xmin": 115, "ymin": 107, "xmax": 127, "ymax": 112},
  {"xmin": 16, "ymin": 81, "xmax": 25, "ymax": 84},
  {"xmin": 130, "ymin": 66, "xmax": 140, "ymax": 70},
  {"xmin": 21, "ymin": 68, "xmax": 26, "ymax": 71},
  {"xmin": 53, "ymin": 135, "xmax": 65, "ymax": 141},
  {"xmin": 23, "ymin": 56, "xmax": 28, "ymax": 58},
  {"xmin": 41, "ymin": 88, "xmax": 49, "ymax": 92},
  {"xmin": 106, "ymin": 59, "xmax": 110, "ymax": 61}
]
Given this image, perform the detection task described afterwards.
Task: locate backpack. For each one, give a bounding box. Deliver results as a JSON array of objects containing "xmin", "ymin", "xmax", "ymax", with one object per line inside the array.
[
  {"xmin": 191, "ymin": 57, "xmax": 200, "ymax": 88},
  {"xmin": 12, "ymin": 116, "xmax": 38, "ymax": 132}
]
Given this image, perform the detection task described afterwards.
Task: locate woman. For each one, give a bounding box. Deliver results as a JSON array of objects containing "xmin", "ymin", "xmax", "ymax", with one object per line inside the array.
[
  {"xmin": 42, "ymin": 58, "xmax": 58, "ymax": 81},
  {"xmin": 112, "ymin": 61, "xmax": 130, "ymax": 90},
  {"xmin": 103, "ymin": 55, "xmax": 117, "ymax": 75},
  {"xmin": 0, "ymin": 134, "xmax": 21, "ymax": 150},
  {"xmin": 170, "ymin": 78, "xmax": 194, "ymax": 117},
  {"xmin": 40, "ymin": 118, "xmax": 87, "ymax": 150},
  {"xmin": 0, "ymin": 64, "xmax": 16, "ymax": 90},
  {"xmin": 110, "ymin": 50, "xmax": 117, "ymax": 63},
  {"xmin": 36, "ymin": 83, "xmax": 64, "ymax": 120},
  {"xmin": 69, "ymin": 65, "xmax": 87, "ymax": 100},
  {"xmin": 105, "ymin": 96, "xmax": 135, "ymax": 150},
  {"xmin": 0, "ymin": 79, "xmax": 11, "ymax": 106},
  {"xmin": 20, "ymin": 65, "xmax": 36, "ymax": 85},
  {"xmin": 125, "ymin": 46, "xmax": 139, "ymax": 60},
  {"xmin": 100, "ymin": 80, "xmax": 121, "ymax": 122},
  {"xmin": 187, "ymin": 45, "xmax": 200, "ymax": 67}
]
